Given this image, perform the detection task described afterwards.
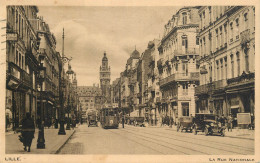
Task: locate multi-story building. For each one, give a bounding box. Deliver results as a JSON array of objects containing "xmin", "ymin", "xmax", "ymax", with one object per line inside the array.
[
  {"xmin": 100, "ymin": 52, "xmax": 111, "ymax": 104},
  {"xmin": 37, "ymin": 17, "xmax": 60, "ymax": 125},
  {"xmin": 111, "ymin": 78, "xmax": 120, "ymax": 108},
  {"xmin": 146, "ymin": 39, "xmax": 161, "ymax": 126},
  {"xmin": 6, "ymin": 6, "xmax": 40, "ymax": 128},
  {"xmin": 126, "ymin": 49, "xmax": 140, "ymax": 115},
  {"xmin": 77, "ymin": 85, "xmax": 102, "ymax": 121},
  {"xmin": 195, "ymin": 6, "xmax": 255, "ymax": 125},
  {"xmin": 157, "ymin": 7, "xmax": 200, "ymax": 122}
]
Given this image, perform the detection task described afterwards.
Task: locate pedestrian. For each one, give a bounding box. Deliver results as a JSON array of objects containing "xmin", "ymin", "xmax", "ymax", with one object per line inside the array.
[
  {"xmin": 20, "ymin": 112, "xmax": 35, "ymax": 152},
  {"xmin": 219, "ymin": 114, "xmax": 227, "ymax": 127},
  {"xmin": 122, "ymin": 115, "xmax": 125, "ymax": 128},
  {"xmin": 227, "ymin": 115, "xmax": 233, "ymax": 132},
  {"xmin": 6, "ymin": 115, "xmax": 10, "ymax": 132},
  {"xmin": 14, "ymin": 114, "xmax": 19, "ymax": 133}
]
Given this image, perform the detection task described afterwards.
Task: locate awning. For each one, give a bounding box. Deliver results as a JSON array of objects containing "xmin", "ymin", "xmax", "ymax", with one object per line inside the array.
[{"xmin": 231, "ymin": 105, "xmax": 239, "ymax": 109}]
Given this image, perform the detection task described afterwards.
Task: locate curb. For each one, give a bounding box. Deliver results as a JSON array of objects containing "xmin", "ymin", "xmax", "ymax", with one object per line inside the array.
[{"xmin": 54, "ymin": 130, "xmax": 76, "ymax": 154}]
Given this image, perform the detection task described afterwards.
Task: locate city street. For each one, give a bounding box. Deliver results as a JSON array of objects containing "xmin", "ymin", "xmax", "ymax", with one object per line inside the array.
[{"xmin": 58, "ymin": 124, "xmax": 254, "ymax": 155}]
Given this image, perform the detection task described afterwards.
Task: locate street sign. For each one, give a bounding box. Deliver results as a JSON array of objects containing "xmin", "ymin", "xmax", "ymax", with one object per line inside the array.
[{"xmin": 6, "ymin": 33, "xmax": 18, "ymax": 41}]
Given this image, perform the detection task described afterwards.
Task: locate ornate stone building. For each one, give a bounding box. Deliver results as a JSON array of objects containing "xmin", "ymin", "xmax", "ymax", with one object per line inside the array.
[
  {"xmin": 157, "ymin": 7, "xmax": 200, "ymax": 122},
  {"xmin": 195, "ymin": 6, "xmax": 255, "ymax": 126}
]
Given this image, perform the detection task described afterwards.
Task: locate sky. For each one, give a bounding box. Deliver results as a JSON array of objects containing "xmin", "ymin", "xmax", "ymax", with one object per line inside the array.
[{"xmin": 38, "ymin": 6, "xmax": 180, "ymax": 86}]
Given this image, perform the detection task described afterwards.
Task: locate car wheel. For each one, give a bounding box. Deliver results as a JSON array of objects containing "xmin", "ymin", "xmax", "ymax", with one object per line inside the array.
[
  {"xmin": 221, "ymin": 129, "xmax": 225, "ymax": 137},
  {"xmin": 205, "ymin": 128, "xmax": 208, "ymax": 136}
]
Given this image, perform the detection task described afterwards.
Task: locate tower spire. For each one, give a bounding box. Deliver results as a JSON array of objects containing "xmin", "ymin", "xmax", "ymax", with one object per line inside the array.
[{"xmin": 62, "ymin": 28, "xmax": 65, "ymax": 58}]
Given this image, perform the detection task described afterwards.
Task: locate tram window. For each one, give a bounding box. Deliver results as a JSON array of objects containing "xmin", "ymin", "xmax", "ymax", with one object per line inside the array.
[{"xmin": 105, "ymin": 110, "xmax": 108, "ymax": 116}]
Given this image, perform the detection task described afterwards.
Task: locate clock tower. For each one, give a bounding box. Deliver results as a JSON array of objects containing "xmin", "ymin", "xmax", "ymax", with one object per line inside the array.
[{"xmin": 100, "ymin": 52, "xmax": 111, "ymax": 104}]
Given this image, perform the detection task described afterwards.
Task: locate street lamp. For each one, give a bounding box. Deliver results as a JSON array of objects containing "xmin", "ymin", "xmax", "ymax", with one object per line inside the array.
[
  {"xmin": 37, "ymin": 61, "xmax": 46, "ymax": 149},
  {"xmin": 58, "ymin": 56, "xmax": 72, "ymax": 135}
]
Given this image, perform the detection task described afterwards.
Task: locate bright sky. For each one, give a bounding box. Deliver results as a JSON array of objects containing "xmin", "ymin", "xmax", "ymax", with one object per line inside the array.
[{"xmin": 38, "ymin": 6, "xmax": 180, "ymax": 86}]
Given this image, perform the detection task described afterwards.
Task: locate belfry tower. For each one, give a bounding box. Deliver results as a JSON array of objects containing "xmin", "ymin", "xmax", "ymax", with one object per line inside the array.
[{"xmin": 100, "ymin": 52, "xmax": 111, "ymax": 103}]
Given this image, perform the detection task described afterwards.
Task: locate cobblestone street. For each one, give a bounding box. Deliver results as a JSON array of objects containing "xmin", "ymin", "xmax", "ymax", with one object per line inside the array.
[{"xmin": 58, "ymin": 124, "xmax": 254, "ymax": 155}]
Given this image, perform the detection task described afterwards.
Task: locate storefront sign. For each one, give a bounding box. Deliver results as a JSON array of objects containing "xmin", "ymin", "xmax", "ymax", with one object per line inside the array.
[{"xmin": 237, "ymin": 113, "xmax": 251, "ymax": 125}]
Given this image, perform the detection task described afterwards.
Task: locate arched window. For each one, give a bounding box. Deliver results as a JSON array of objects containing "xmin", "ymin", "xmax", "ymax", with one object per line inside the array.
[{"xmin": 182, "ymin": 12, "xmax": 187, "ymax": 25}]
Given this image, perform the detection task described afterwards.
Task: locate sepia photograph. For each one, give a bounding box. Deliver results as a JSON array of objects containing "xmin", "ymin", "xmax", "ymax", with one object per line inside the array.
[{"xmin": 1, "ymin": 1, "xmax": 259, "ymax": 162}]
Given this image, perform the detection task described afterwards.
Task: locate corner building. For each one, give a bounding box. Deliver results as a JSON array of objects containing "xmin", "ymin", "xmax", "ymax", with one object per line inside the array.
[
  {"xmin": 195, "ymin": 6, "xmax": 255, "ymax": 125},
  {"xmin": 157, "ymin": 7, "xmax": 200, "ymax": 122}
]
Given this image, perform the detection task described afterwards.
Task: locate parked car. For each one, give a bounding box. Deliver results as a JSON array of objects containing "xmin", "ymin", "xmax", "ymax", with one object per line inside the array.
[
  {"xmin": 193, "ymin": 113, "xmax": 216, "ymax": 135},
  {"xmin": 134, "ymin": 117, "xmax": 145, "ymax": 127},
  {"xmin": 204, "ymin": 117, "xmax": 226, "ymax": 137},
  {"xmin": 177, "ymin": 116, "xmax": 193, "ymax": 132}
]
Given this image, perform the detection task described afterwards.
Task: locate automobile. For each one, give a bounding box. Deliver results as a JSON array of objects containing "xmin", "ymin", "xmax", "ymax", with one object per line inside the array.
[
  {"xmin": 193, "ymin": 113, "xmax": 216, "ymax": 135},
  {"xmin": 204, "ymin": 117, "xmax": 226, "ymax": 137},
  {"xmin": 87, "ymin": 112, "xmax": 98, "ymax": 127},
  {"xmin": 177, "ymin": 116, "xmax": 193, "ymax": 132},
  {"xmin": 134, "ymin": 117, "xmax": 145, "ymax": 127}
]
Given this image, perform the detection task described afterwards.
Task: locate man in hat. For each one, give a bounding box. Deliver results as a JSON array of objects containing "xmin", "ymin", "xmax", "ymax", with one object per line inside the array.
[{"xmin": 21, "ymin": 112, "xmax": 35, "ymax": 152}]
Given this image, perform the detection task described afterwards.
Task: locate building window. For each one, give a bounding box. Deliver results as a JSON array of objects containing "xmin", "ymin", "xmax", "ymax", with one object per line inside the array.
[
  {"xmin": 230, "ymin": 22, "xmax": 233, "ymax": 42},
  {"xmin": 231, "ymin": 54, "xmax": 234, "ymax": 78},
  {"xmin": 224, "ymin": 57, "xmax": 227, "ymax": 79},
  {"xmin": 182, "ymin": 36, "xmax": 188, "ymax": 49},
  {"xmin": 22, "ymin": 56, "xmax": 24, "ymax": 69},
  {"xmin": 182, "ymin": 102, "xmax": 189, "ymax": 116},
  {"xmin": 196, "ymin": 36, "xmax": 199, "ymax": 45},
  {"xmin": 183, "ymin": 12, "xmax": 187, "ymax": 25},
  {"xmin": 16, "ymin": 50, "xmax": 18, "ymax": 64},
  {"xmin": 220, "ymin": 59, "xmax": 223, "ymax": 80},
  {"xmin": 236, "ymin": 52, "xmax": 240, "ymax": 76},
  {"xmin": 216, "ymin": 60, "xmax": 219, "ymax": 80},
  {"xmin": 244, "ymin": 13, "xmax": 248, "ymax": 21},
  {"xmin": 245, "ymin": 53, "xmax": 249, "ymax": 72},
  {"xmin": 19, "ymin": 53, "xmax": 21, "ymax": 67}
]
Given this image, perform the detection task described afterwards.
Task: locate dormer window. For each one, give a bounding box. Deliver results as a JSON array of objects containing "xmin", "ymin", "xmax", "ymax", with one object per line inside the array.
[
  {"xmin": 183, "ymin": 12, "xmax": 187, "ymax": 25},
  {"xmin": 236, "ymin": 18, "xmax": 239, "ymax": 26},
  {"xmin": 244, "ymin": 13, "xmax": 248, "ymax": 21}
]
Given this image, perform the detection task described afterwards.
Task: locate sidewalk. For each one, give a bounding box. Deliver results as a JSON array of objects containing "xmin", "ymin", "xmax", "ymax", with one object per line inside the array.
[
  {"xmin": 134, "ymin": 123, "xmax": 255, "ymax": 140},
  {"xmin": 225, "ymin": 129, "xmax": 254, "ymax": 140},
  {"xmin": 5, "ymin": 127, "xmax": 75, "ymax": 154}
]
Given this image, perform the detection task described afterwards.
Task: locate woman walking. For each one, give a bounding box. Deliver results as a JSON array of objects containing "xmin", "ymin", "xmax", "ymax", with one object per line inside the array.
[{"xmin": 21, "ymin": 112, "xmax": 35, "ymax": 152}]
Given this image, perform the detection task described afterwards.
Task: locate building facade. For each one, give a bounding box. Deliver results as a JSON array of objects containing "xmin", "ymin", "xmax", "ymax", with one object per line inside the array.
[
  {"xmin": 6, "ymin": 6, "xmax": 40, "ymax": 128},
  {"xmin": 77, "ymin": 85, "xmax": 102, "ymax": 121},
  {"xmin": 157, "ymin": 7, "xmax": 200, "ymax": 123},
  {"xmin": 195, "ymin": 6, "xmax": 255, "ymax": 126}
]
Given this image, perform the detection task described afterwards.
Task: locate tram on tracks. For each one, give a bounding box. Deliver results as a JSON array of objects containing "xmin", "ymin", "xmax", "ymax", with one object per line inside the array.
[{"xmin": 100, "ymin": 107, "xmax": 119, "ymax": 129}]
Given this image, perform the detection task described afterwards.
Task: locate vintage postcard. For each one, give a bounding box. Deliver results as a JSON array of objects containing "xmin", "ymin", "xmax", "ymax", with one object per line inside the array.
[{"xmin": 0, "ymin": 0, "xmax": 259, "ymax": 162}]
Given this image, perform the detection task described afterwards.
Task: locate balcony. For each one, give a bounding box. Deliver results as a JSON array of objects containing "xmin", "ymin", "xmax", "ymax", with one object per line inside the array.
[
  {"xmin": 174, "ymin": 48, "xmax": 199, "ymax": 56},
  {"xmin": 195, "ymin": 83, "xmax": 212, "ymax": 95},
  {"xmin": 213, "ymin": 79, "xmax": 227, "ymax": 90},
  {"xmin": 227, "ymin": 72, "xmax": 254, "ymax": 85},
  {"xmin": 159, "ymin": 72, "xmax": 199, "ymax": 87}
]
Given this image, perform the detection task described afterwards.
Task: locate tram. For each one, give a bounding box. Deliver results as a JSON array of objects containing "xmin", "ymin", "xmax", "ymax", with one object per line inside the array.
[{"xmin": 100, "ymin": 108, "xmax": 119, "ymax": 129}]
